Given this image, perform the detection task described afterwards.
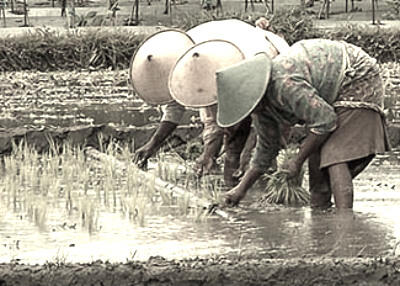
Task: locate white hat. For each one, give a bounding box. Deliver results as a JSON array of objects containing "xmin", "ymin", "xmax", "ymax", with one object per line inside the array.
[
  {"xmin": 187, "ymin": 19, "xmax": 282, "ymax": 58},
  {"xmin": 129, "ymin": 29, "xmax": 194, "ymax": 105},
  {"xmin": 168, "ymin": 40, "xmax": 245, "ymax": 107}
]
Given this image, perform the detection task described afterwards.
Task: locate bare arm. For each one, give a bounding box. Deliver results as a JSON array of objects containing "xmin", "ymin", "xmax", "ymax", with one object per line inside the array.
[
  {"xmin": 224, "ymin": 167, "xmax": 263, "ymax": 207},
  {"xmin": 133, "ymin": 121, "xmax": 177, "ymax": 168},
  {"xmin": 285, "ymin": 131, "xmax": 331, "ymax": 178}
]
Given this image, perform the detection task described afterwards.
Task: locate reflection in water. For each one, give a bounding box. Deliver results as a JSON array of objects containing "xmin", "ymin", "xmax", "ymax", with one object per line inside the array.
[
  {"xmin": 0, "ymin": 155, "xmax": 399, "ymax": 264},
  {"xmin": 225, "ymin": 204, "xmax": 396, "ymax": 259},
  {"xmin": 305, "ymin": 208, "xmax": 393, "ymax": 257}
]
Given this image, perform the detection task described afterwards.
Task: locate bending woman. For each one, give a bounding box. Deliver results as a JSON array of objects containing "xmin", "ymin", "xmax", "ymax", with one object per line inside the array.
[{"xmin": 215, "ymin": 39, "xmax": 390, "ymax": 209}]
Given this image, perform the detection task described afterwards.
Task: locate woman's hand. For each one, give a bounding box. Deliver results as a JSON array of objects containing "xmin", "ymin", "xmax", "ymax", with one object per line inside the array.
[
  {"xmin": 281, "ymin": 157, "xmax": 303, "ymax": 179},
  {"xmin": 193, "ymin": 155, "xmax": 217, "ymax": 177},
  {"xmin": 223, "ymin": 167, "xmax": 263, "ymax": 207},
  {"xmin": 282, "ymin": 132, "xmax": 332, "ymax": 178},
  {"xmin": 224, "ymin": 185, "xmax": 247, "ymax": 207},
  {"xmin": 133, "ymin": 143, "xmax": 153, "ymax": 169},
  {"xmin": 255, "ymin": 17, "xmax": 270, "ymax": 30}
]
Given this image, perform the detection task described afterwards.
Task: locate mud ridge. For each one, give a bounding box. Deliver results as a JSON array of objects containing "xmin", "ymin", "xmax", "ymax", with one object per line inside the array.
[
  {"xmin": 0, "ymin": 124, "xmax": 202, "ymax": 155},
  {"xmin": 0, "ymin": 256, "xmax": 399, "ymax": 286}
]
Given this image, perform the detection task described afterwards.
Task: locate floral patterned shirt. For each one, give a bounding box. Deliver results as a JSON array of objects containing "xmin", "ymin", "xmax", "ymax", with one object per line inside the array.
[{"xmin": 251, "ymin": 39, "xmax": 384, "ymax": 172}]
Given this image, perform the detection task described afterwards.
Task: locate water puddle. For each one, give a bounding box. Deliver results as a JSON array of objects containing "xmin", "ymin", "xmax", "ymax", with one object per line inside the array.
[{"xmin": 0, "ymin": 151, "xmax": 399, "ymax": 264}]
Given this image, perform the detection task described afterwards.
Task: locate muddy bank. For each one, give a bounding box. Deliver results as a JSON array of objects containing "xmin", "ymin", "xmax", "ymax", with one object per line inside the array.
[
  {"xmin": 0, "ymin": 70, "xmax": 199, "ymax": 128},
  {"xmin": 0, "ymin": 122, "xmax": 400, "ymax": 156},
  {"xmin": 0, "ymin": 256, "xmax": 399, "ymax": 286},
  {"xmin": 0, "ymin": 124, "xmax": 201, "ymax": 155}
]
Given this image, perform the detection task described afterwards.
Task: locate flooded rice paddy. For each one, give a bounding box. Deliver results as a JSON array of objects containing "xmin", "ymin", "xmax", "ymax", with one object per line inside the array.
[
  {"xmin": 0, "ymin": 145, "xmax": 399, "ymax": 265},
  {"xmin": 0, "ymin": 68, "xmax": 399, "ymax": 266}
]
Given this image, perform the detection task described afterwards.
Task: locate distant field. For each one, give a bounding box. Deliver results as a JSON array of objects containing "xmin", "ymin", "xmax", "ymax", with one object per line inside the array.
[{"xmin": 1, "ymin": 0, "xmax": 391, "ymax": 28}]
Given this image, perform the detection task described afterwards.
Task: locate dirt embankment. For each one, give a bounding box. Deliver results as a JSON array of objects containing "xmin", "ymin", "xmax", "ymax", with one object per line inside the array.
[
  {"xmin": 0, "ymin": 70, "xmax": 201, "ymax": 154},
  {"xmin": 0, "ymin": 256, "xmax": 399, "ymax": 286}
]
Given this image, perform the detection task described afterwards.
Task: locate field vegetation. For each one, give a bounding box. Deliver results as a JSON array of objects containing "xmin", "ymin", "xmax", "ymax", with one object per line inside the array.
[
  {"xmin": 1, "ymin": 3, "xmax": 400, "ymax": 72},
  {"xmin": 0, "ymin": 139, "xmax": 223, "ymax": 234}
]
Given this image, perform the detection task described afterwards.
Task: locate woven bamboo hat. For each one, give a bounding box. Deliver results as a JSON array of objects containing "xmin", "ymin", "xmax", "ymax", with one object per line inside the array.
[
  {"xmin": 217, "ymin": 53, "xmax": 272, "ymax": 127},
  {"xmin": 129, "ymin": 29, "xmax": 195, "ymax": 105},
  {"xmin": 262, "ymin": 30, "xmax": 290, "ymax": 54},
  {"xmin": 187, "ymin": 19, "xmax": 286, "ymax": 58},
  {"xmin": 168, "ymin": 40, "xmax": 245, "ymax": 107}
]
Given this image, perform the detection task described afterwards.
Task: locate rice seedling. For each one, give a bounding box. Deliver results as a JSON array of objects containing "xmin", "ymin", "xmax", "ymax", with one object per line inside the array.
[
  {"xmin": 79, "ymin": 197, "xmax": 99, "ymax": 234},
  {"xmin": 26, "ymin": 198, "xmax": 48, "ymax": 232},
  {"xmin": 126, "ymin": 163, "xmax": 139, "ymax": 196},
  {"xmin": 190, "ymin": 205, "xmax": 211, "ymax": 224},
  {"xmin": 176, "ymin": 192, "xmax": 191, "ymax": 217},
  {"xmin": 156, "ymin": 152, "xmax": 183, "ymax": 185},
  {"xmin": 151, "ymin": 149, "xmax": 231, "ymax": 221},
  {"xmin": 5, "ymin": 137, "xmax": 231, "ymax": 234},
  {"xmin": 50, "ymin": 248, "xmax": 68, "ymax": 267},
  {"xmin": 259, "ymin": 145, "xmax": 310, "ymax": 206},
  {"xmin": 120, "ymin": 192, "xmax": 138, "ymax": 220},
  {"xmin": 197, "ymin": 175, "xmax": 224, "ymax": 205},
  {"xmin": 159, "ymin": 187, "xmax": 173, "ymax": 206},
  {"xmin": 135, "ymin": 197, "xmax": 147, "ymax": 227}
]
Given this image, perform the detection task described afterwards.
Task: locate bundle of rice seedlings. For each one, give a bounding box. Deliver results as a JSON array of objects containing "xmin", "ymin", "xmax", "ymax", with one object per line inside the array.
[{"xmin": 259, "ymin": 145, "xmax": 310, "ymax": 206}]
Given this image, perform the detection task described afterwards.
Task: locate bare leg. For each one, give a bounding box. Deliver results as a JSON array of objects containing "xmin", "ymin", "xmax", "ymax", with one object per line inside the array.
[
  {"xmin": 328, "ymin": 163, "xmax": 353, "ymax": 209},
  {"xmin": 308, "ymin": 152, "xmax": 332, "ymax": 209}
]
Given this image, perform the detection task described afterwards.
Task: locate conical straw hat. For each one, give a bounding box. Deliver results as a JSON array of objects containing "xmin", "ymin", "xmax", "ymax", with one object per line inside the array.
[
  {"xmin": 129, "ymin": 29, "xmax": 194, "ymax": 105},
  {"xmin": 262, "ymin": 30, "xmax": 290, "ymax": 54},
  {"xmin": 217, "ymin": 53, "xmax": 272, "ymax": 127},
  {"xmin": 168, "ymin": 40, "xmax": 245, "ymax": 107},
  {"xmin": 187, "ymin": 19, "xmax": 283, "ymax": 58}
]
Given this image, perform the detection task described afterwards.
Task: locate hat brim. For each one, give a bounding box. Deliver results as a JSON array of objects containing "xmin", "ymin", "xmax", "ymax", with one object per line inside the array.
[
  {"xmin": 129, "ymin": 29, "xmax": 194, "ymax": 105},
  {"xmin": 217, "ymin": 53, "xmax": 272, "ymax": 127}
]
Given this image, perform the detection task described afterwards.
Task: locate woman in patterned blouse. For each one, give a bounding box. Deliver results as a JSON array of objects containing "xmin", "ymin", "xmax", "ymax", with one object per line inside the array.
[{"xmin": 216, "ymin": 39, "xmax": 390, "ymax": 209}]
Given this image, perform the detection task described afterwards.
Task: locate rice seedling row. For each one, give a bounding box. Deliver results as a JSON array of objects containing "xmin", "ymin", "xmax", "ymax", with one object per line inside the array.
[{"xmin": 0, "ymin": 139, "xmax": 228, "ymax": 238}]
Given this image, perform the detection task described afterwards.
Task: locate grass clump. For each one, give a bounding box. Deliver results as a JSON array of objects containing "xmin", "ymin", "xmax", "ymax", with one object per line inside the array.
[
  {"xmin": 0, "ymin": 28, "xmax": 145, "ymax": 72},
  {"xmin": 259, "ymin": 145, "xmax": 310, "ymax": 206},
  {"xmin": 1, "ymin": 8, "xmax": 400, "ymax": 72}
]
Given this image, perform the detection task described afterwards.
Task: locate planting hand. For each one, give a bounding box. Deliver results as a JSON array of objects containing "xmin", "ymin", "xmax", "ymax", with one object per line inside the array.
[
  {"xmin": 133, "ymin": 144, "xmax": 153, "ymax": 169},
  {"xmin": 193, "ymin": 155, "xmax": 217, "ymax": 177},
  {"xmin": 283, "ymin": 132, "xmax": 332, "ymax": 179},
  {"xmin": 194, "ymin": 130, "xmax": 223, "ymax": 177},
  {"xmin": 224, "ymin": 167, "xmax": 263, "ymax": 207},
  {"xmin": 133, "ymin": 121, "xmax": 178, "ymax": 169},
  {"xmin": 281, "ymin": 158, "xmax": 303, "ymax": 179},
  {"xmin": 224, "ymin": 186, "xmax": 247, "ymax": 207}
]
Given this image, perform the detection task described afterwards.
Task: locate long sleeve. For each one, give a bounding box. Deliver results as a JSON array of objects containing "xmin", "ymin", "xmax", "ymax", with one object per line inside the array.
[
  {"xmin": 250, "ymin": 112, "xmax": 281, "ymax": 172},
  {"xmin": 272, "ymin": 76, "xmax": 338, "ymax": 135},
  {"xmin": 160, "ymin": 100, "xmax": 186, "ymax": 124}
]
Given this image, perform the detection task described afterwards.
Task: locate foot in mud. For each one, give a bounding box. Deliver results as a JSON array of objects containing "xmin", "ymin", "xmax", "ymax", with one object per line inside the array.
[
  {"xmin": 310, "ymin": 192, "xmax": 333, "ymax": 210},
  {"xmin": 311, "ymin": 201, "xmax": 333, "ymax": 210}
]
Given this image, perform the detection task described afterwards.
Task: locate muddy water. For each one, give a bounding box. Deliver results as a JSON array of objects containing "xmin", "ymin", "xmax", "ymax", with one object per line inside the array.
[{"xmin": 0, "ymin": 152, "xmax": 399, "ymax": 265}]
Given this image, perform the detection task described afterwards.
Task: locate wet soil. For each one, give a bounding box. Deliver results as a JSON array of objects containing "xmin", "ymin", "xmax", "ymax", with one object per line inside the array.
[{"xmin": 0, "ymin": 256, "xmax": 399, "ymax": 286}]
